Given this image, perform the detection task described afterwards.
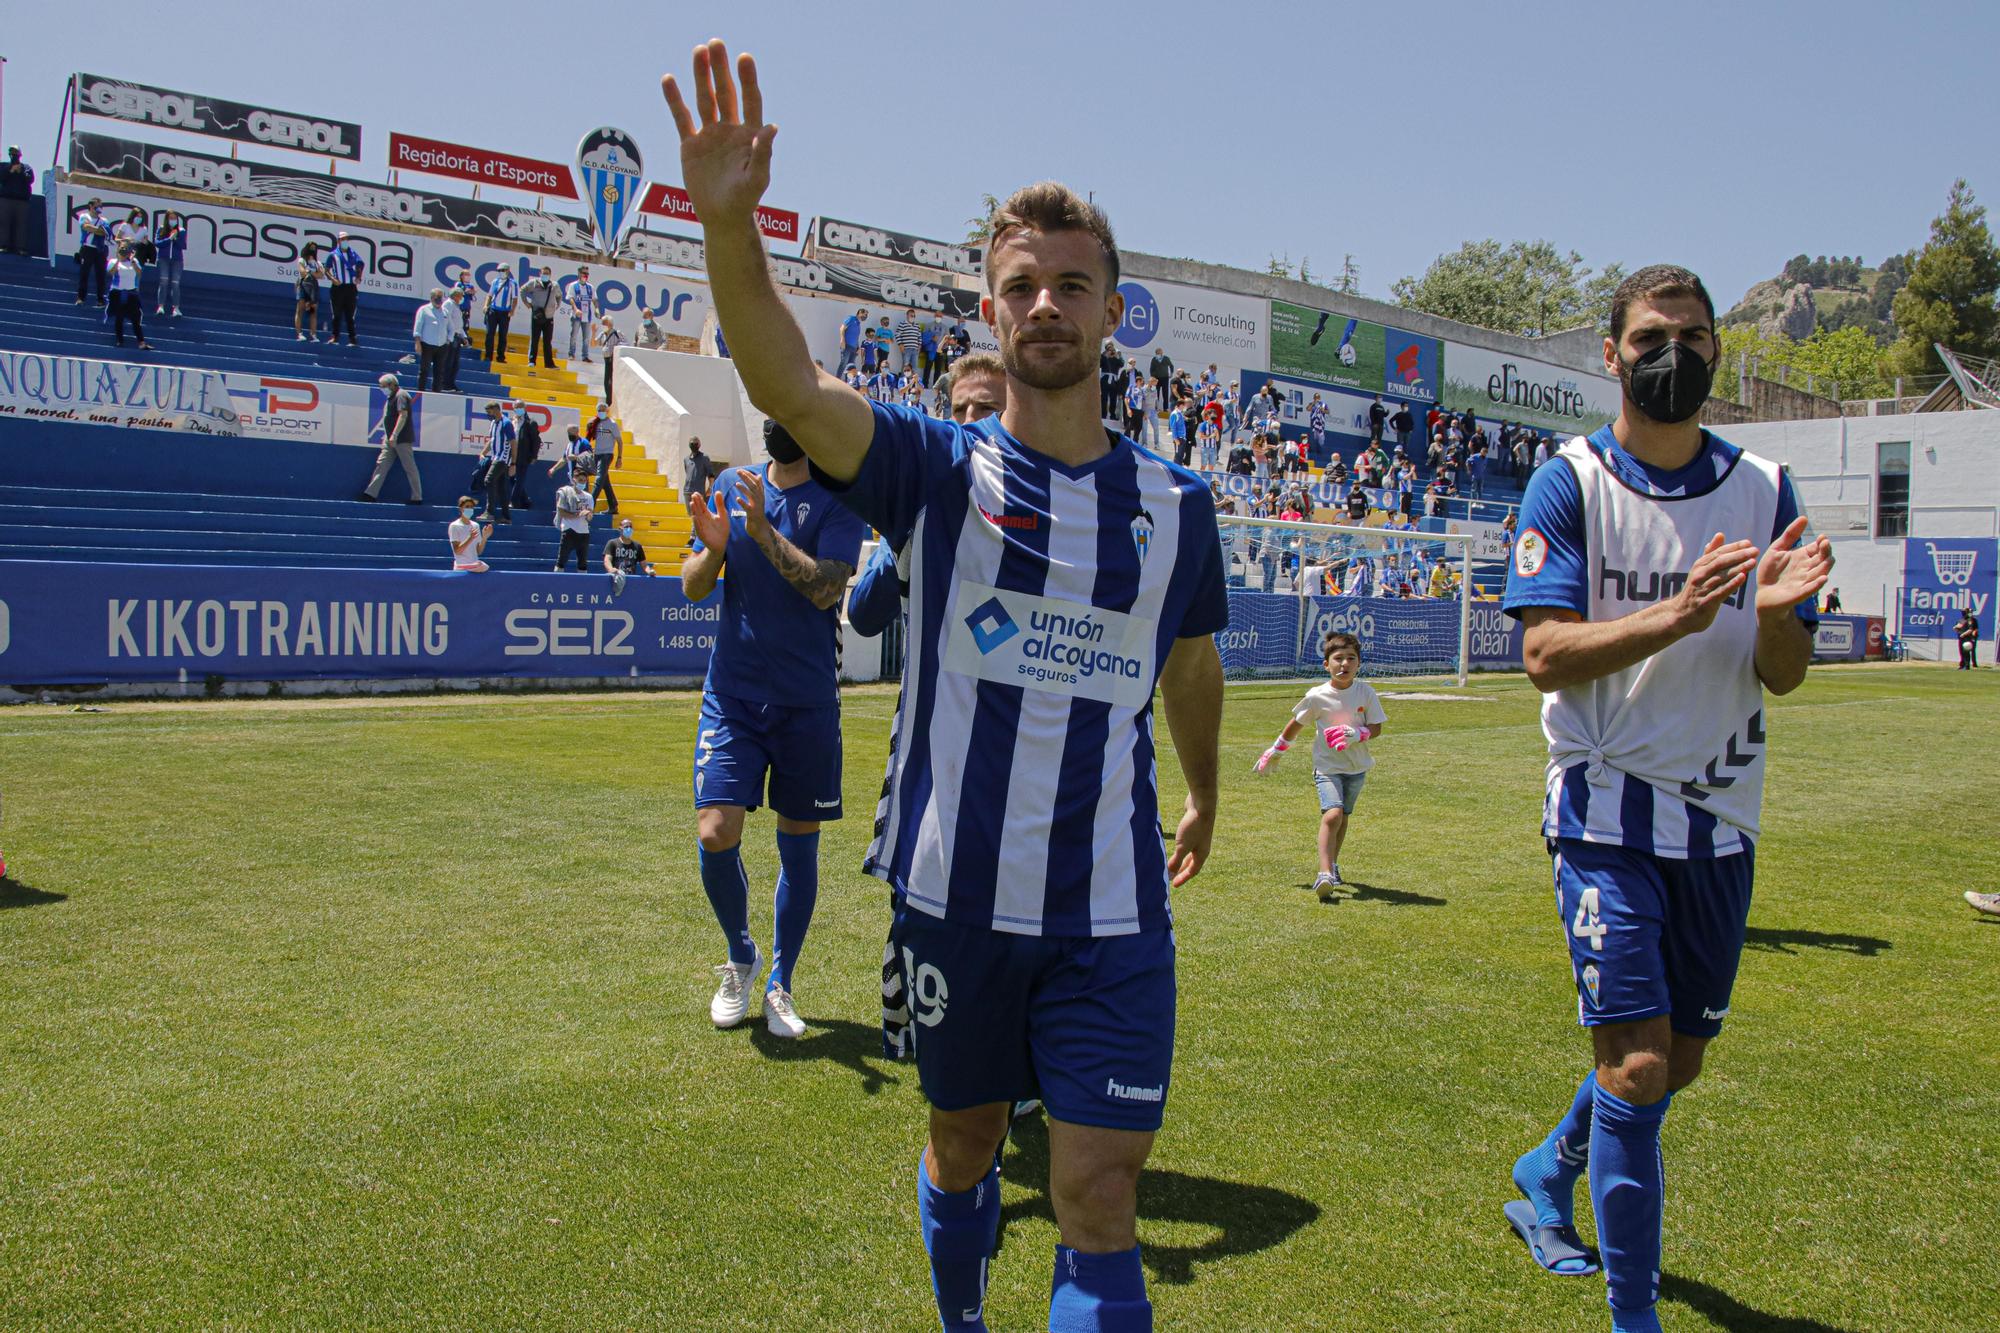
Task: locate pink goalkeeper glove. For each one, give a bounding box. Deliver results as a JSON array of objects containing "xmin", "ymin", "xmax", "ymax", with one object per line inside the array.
[
  {"xmin": 1324, "ymin": 724, "xmax": 1364, "ymax": 752},
  {"xmin": 1255, "ymin": 738, "xmax": 1290, "ymax": 772}
]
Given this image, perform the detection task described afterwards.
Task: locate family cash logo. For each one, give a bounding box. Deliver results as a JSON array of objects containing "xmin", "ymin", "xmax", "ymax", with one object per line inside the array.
[{"xmin": 573, "ymin": 128, "xmax": 645, "ymax": 257}]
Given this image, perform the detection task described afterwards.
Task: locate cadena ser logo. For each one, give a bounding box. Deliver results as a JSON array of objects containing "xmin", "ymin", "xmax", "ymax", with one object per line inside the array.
[{"xmin": 946, "ymin": 582, "xmax": 1155, "ymax": 706}]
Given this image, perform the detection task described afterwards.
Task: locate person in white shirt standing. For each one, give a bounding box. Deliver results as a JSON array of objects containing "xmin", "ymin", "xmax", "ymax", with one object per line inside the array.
[
  {"xmin": 105, "ymin": 243, "xmax": 150, "ymax": 351},
  {"xmin": 411, "ymin": 289, "xmax": 455, "ymax": 392},
  {"xmin": 552, "ymin": 460, "xmax": 596, "ymax": 571},
  {"xmin": 567, "ymin": 267, "xmax": 598, "ymax": 361},
  {"xmin": 1256, "ymin": 631, "xmax": 1386, "ymax": 898}
]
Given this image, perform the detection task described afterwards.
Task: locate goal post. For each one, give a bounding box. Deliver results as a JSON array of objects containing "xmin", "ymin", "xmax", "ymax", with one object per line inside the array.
[{"xmin": 1212, "ymin": 514, "xmax": 1475, "ymax": 687}]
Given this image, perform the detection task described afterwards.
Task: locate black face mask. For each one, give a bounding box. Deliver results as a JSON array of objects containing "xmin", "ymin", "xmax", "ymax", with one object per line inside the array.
[
  {"xmin": 764, "ymin": 421, "xmax": 805, "ymax": 465},
  {"xmin": 1621, "ymin": 340, "xmax": 1714, "ymax": 425}
]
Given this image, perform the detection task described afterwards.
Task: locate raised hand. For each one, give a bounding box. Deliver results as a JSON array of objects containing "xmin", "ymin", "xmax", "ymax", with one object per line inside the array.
[
  {"xmin": 1755, "ymin": 515, "xmax": 1834, "ymax": 619},
  {"xmin": 661, "ymin": 39, "xmax": 775, "ymax": 229},
  {"xmin": 733, "ymin": 468, "xmax": 771, "ymax": 543},
  {"xmin": 687, "ymin": 488, "xmax": 731, "ymax": 552},
  {"xmin": 1672, "ymin": 531, "xmax": 1761, "ymax": 635}
]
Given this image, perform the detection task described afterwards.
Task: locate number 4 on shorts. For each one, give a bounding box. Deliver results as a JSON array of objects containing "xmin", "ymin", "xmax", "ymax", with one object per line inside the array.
[{"xmin": 1571, "ymin": 886, "xmax": 1608, "ymax": 951}]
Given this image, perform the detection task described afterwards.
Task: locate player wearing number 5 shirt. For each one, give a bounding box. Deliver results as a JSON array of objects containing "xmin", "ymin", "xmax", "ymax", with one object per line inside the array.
[{"xmin": 1498, "ymin": 266, "xmax": 1832, "ymax": 1333}]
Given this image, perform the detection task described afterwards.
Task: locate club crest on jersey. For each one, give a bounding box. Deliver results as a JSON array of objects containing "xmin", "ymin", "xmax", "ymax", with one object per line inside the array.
[
  {"xmin": 1581, "ymin": 963, "xmax": 1601, "ymax": 1007},
  {"xmin": 1130, "ymin": 509, "xmax": 1155, "ymax": 565},
  {"xmin": 795, "ymin": 502, "xmax": 811, "ymax": 524},
  {"xmin": 1515, "ymin": 527, "xmax": 1547, "ymax": 578}
]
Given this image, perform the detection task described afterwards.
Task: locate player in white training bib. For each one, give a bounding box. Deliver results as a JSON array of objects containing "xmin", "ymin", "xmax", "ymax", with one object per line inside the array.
[{"xmin": 1499, "ymin": 266, "xmax": 1832, "ymax": 1333}]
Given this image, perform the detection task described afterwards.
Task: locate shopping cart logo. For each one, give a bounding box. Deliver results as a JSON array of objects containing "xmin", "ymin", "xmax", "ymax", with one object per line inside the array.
[{"xmin": 1928, "ymin": 542, "xmax": 1977, "ymax": 586}]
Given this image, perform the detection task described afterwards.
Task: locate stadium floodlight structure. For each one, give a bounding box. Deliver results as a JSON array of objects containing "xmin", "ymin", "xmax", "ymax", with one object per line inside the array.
[{"xmin": 1213, "ymin": 514, "xmax": 1473, "ymax": 686}]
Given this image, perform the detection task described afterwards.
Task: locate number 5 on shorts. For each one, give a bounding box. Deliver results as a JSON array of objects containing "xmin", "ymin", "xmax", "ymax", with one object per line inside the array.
[{"xmin": 1571, "ymin": 886, "xmax": 1607, "ymax": 951}]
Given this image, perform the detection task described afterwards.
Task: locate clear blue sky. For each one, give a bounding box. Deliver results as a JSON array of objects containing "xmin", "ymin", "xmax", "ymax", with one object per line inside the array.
[{"xmin": 5, "ymin": 0, "xmax": 1994, "ymax": 312}]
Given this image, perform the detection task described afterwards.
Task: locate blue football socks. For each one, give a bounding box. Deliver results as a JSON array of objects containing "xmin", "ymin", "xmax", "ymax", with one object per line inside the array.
[
  {"xmin": 918, "ymin": 1152, "xmax": 999, "ymax": 1332},
  {"xmin": 696, "ymin": 843, "xmax": 755, "ymax": 966},
  {"xmin": 1590, "ymin": 1085, "xmax": 1671, "ymax": 1326},
  {"xmin": 770, "ymin": 830, "xmax": 820, "ymax": 993},
  {"xmin": 1514, "ymin": 1072, "xmax": 1597, "ymax": 1227},
  {"xmin": 1049, "ymin": 1244, "xmax": 1151, "ymax": 1332}
]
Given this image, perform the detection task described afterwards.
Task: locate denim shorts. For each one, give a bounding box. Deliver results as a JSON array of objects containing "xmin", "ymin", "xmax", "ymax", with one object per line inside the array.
[{"xmin": 1314, "ymin": 770, "xmax": 1367, "ymax": 813}]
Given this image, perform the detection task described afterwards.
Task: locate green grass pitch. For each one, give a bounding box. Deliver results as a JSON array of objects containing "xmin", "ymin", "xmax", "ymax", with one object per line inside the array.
[{"xmin": 1, "ymin": 666, "xmax": 1993, "ymax": 1330}]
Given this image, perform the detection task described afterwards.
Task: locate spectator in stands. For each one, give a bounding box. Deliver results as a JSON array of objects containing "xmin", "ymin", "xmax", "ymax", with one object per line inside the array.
[
  {"xmin": 683, "ymin": 436, "xmax": 716, "ymax": 501},
  {"xmin": 604, "ymin": 519, "xmax": 655, "ymax": 581},
  {"xmin": 895, "ymin": 308, "xmax": 921, "ymax": 374},
  {"xmin": 1957, "ymin": 608, "xmax": 1980, "ymax": 669},
  {"xmin": 118, "ymin": 208, "xmax": 154, "ymax": 265},
  {"xmin": 1500, "ymin": 511, "xmax": 1517, "ymax": 558},
  {"xmin": 553, "ymin": 460, "xmax": 595, "ymax": 572},
  {"xmin": 444, "ymin": 278, "xmax": 474, "ymax": 390},
  {"xmin": 73, "ymin": 197, "xmax": 110, "ymax": 305},
  {"xmin": 1346, "ymin": 483, "xmax": 1369, "ymax": 523},
  {"xmin": 1533, "ymin": 434, "xmax": 1555, "ymax": 469},
  {"xmin": 919, "ymin": 317, "xmax": 940, "ymax": 385},
  {"xmin": 550, "ymin": 423, "xmax": 591, "ymax": 485},
  {"xmin": 520, "ymin": 266, "xmax": 560, "ymax": 368},
  {"xmin": 1099, "ymin": 341, "xmax": 1122, "ymax": 418},
  {"xmin": 597, "ymin": 317, "xmax": 624, "ymax": 404},
  {"xmin": 325, "ymin": 231, "xmax": 364, "ymax": 345},
  {"xmin": 412, "ymin": 289, "xmax": 454, "ymax": 392},
  {"xmin": 484, "ymin": 266, "xmax": 518, "ymax": 363},
  {"xmin": 636, "ymin": 307, "xmax": 669, "ymax": 350},
  {"xmin": 567, "ymin": 267, "xmax": 597, "ymax": 362},
  {"xmin": 1468, "ymin": 445, "xmax": 1487, "ymax": 499},
  {"xmin": 478, "ymin": 402, "xmax": 516, "ymax": 523},
  {"xmin": 0, "ymin": 147, "xmax": 32, "ymax": 256},
  {"xmin": 1368, "ymin": 395, "xmax": 1387, "ymax": 443},
  {"xmin": 1148, "ymin": 347, "xmax": 1175, "ymax": 404},
  {"xmin": 838, "ymin": 307, "xmax": 866, "ymax": 374},
  {"xmin": 361, "ymin": 374, "xmax": 423, "ymax": 504},
  {"xmin": 588, "ymin": 402, "xmax": 621, "ymax": 517},
  {"xmin": 106, "ymin": 242, "xmax": 149, "ymax": 351},
  {"xmin": 153, "ymin": 210, "xmax": 186, "ymax": 317},
  {"xmin": 1823, "ymin": 587, "xmax": 1843, "ymax": 614},
  {"xmin": 1426, "ymin": 481, "xmax": 1446, "ymax": 517},
  {"xmin": 1167, "ymin": 397, "xmax": 1189, "ymax": 466},
  {"xmin": 510, "ymin": 408, "xmax": 545, "ymax": 512},
  {"xmin": 1327, "ymin": 453, "xmax": 1349, "ymax": 487},
  {"xmin": 1391, "ymin": 403, "xmax": 1414, "ymax": 454},
  {"xmin": 294, "ymin": 243, "xmax": 326, "ymax": 342},
  {"xmin": 449, "ymin": 497, "xmax": 493, "ymax": 572}
]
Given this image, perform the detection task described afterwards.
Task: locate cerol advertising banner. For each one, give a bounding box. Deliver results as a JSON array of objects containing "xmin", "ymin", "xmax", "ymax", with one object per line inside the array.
[
  {"xmin": 1900, "ymin": 538, "xmax": 1996, "ymax": 639},
  {"xmin": 1268, "ymin": 301, "xmax": 1441, "ymax": 405},
  {"xmin": 1111, "ymin": 277, "xmax": 1267, "ymax": 388},
  {"xmin": 73, "ymin": 72, "xmax": 360, "ymax": 160},
  {"xmin": 1441, "ymin": 341, "xmax": 1620, "ymax": 436},
  {"xmin": 811, "ymin": 216, "xmax": 982, "ymax": 277}
]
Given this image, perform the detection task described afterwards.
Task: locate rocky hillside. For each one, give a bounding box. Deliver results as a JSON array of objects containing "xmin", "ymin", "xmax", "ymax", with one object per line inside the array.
[{"xmin": 1721, "ymin": 256, "xmax": 1906, "ymax": 343}]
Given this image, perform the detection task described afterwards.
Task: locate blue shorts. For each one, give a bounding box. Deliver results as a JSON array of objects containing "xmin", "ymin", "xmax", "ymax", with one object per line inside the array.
[
  {"xmin": 1314, "ymin": 770, "xmax": 1367, "ymax": 813},
  {"xmin": 693, "ymin": 690, "xmax": 843, "ymax": 822},
  {"xmin": 884, "ymin": 904, "xmax": 1176, "ymax": 1132},
  {"xmin": 1551, "ymin": 838, "xmax": 1755, "ymax": 1040}
]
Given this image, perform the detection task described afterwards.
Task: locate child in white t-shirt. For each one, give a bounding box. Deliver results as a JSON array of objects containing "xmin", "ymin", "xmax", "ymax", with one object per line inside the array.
[{"xmin": 1256, "ymin": 631, "xmax": 1388, "ymax": 899}]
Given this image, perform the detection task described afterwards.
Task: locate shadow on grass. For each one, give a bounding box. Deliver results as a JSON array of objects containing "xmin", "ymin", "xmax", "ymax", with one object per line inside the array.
[
  {"xmin": 1742, "ymin": 927, "xmax": 1889, "ymax": 957},
  {"xmin": 997, "ymin": 1114, "xmax": 1320, "ymax": 1285},
  {"xmin": 748, "ymin": 1017, "xmax": 901, "ymax": 1096},
  {"xmin": 1336, "ymin": 880, "xmax": 1448, "ymax": 907},
  {"xmin": 1661, "ymin": 1272, "xmax": 1857, "ymax": 1332},
  {"xmin": 0, "ymin": 876, "xmax": 65, "ymax": 909}
]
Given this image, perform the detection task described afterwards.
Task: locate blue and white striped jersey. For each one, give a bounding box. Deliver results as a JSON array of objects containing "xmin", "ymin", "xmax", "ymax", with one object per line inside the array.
[{"xmin": 822, "ymin": 402, "xmax": 1229, "ymax": 937}]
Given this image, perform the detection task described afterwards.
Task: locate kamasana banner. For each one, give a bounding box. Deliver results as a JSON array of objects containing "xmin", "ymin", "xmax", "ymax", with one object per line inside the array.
[
  {"xmin": 0, "ymin": 562, "xmax": 721, "ymax": 686},
  {"xmin": 1267, "ymin": 302, "xmax": 1441, "ymax": 404},
  {"xmin": 1900, "ymin": 538, "xmax": 1996, "ymax": 639},
  {"xmin": 73, "ymin": 72, "xmax": 361, "ymax": 160},
  {"xmin": 1440, "ymin": 341, "xmax": 1620, "ymax": 436},
  {"xmin": 1111, "ymin": 277, "xmax": 1267, "ymax": 387}
]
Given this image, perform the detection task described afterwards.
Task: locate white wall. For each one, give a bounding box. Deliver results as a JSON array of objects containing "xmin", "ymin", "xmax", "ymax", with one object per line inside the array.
[
  {"xmin": 613, "ymin": 346, "xmax": 762, "ymax": 493},
  {"xmin": 1725, "ymin": 411, "xmax": 1999, "ymax": 655}
]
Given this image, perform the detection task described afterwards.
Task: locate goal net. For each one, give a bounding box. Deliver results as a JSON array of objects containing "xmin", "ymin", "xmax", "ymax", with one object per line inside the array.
[{"xmin": 1214, "ymin": 514, "xmax": 1473, "ymax": 685}]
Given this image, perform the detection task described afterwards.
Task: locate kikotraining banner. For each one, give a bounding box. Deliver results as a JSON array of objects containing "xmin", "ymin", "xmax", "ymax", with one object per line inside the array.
[
  {"xmin": 812, "ymin": 216, "xmax": 982, "ymax": 277},
  {"xmin": 0, "ymin": 562, "xmax": 720, "ymax": 685},
  {"xmin": 1441, "ymin": 341, "xmax": 1620, "ymax": 436},
  {"xmin": 71, "ymin": 132, "xmax": 596, "ymax": 250},
  {"xmin": 73, "ymin": 72, "xmax": 361, "ymax": 160},
  {"xmin": 0, "ymin": 350, "xmax": 239, "ymax": 435}
]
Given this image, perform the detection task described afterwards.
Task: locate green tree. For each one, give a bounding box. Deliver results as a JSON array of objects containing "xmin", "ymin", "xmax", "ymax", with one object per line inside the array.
[
  {"xmin": 1716, "ymin": 324, "xmax": 1894, "ymax": 401},
  {"xmin": 1888, "ymin": 180, "xmax": 2000, "ymax": 378},
  {"xmin": 1392, "ymin": 240, "xmax": 1622, "ymax": 336},
  {"xmin": 962, "ymin": 192, "xmax": 1002, "ymax": 245}
]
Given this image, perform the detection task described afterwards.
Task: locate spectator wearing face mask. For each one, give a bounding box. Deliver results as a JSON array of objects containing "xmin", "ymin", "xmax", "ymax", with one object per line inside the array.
[
  {"xmin": 477, "ymin": 402, "xmax": 516, "ymax": 523},
  {"xmin": 449, "ymin": 496, "xmax": 493, "ymax": 572},
  {"xmin": 510, "ymin": 408, "xmax": 545, "ymax": 512},
  {"xmin": 683, "ymin": 436, "xmax": 716, "ymax": 502},
  {"xmin": 597, "ymin": 316, "xmax": 624, "ymax": 404},
  {"xmin": 604, "ymin": 519, "xmax": 656, "ymax": 588},
  {"xmin": 106, "ymin": 243, "xmax": 150, "ymax": 350},
  {"xmin": 444, "ymin": 279, "xmax": 474, "ymax": 390},
  {"xmin": 550, "ymin": 424, "xmax": 592, "ymax": 487},
  {"xmin": 153, "ymin": 211, "xmax": 187, "ymax": 317},
  {"xmin": 521, "ymin": 265, "xmax": 561, "ymax": 368},
  {"xmin": 485, "ymin": 266, "xmax": 519, "ymax": 363},
  {"xmin": 553, "ymin": 460, "xmax": 595, "ymax": 572},
  {"xmin": 294, "ymin": 242, "xmax": 326, "ymax": 342},
  {"xmin": 412, "ymin": 289, "xmax": 455, "ymax": 392},
  {"xmin": 635, "ymin": 307, "xmax": 669, "ymax": 350},
  {"xmin": 567, "ymin": 267, "xmax": 597, "ymax": 361},
  {"xmin": 73, "ymin": 197, "xmax": 111, "ymax": 306},
  {"xmin": 587, "ymin": 403, "xmax": 621, "ymax": 518},
  {"xmin": 324, "ymin": 231, "xmax": 365, "ymax": 345},
  {"xmin": 361, "ymin": 374, "xmax": 423, "ymax": 504},
  {"xmin": 0, "ymin": 147, "xmax": 34, "ymax": 256}
]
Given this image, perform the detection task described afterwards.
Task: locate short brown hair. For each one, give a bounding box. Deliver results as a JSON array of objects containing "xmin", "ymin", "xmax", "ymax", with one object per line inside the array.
[
  {"xmin": 985, "ymin": 182, "xmax": 1119, "ymax": 292},
  {"xmin": 1609, "ymin": 264, "xmax": 1715, "ymax": 345},
  {"xmin": 947, "ymin": 352, "xmax": 1006, "ymax": 386},
  {"xmin": 1322, "ymin": 631, "xmax": 1362, "ymax": 660}
]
